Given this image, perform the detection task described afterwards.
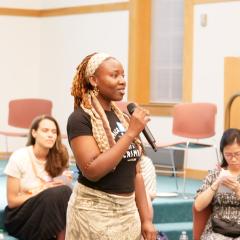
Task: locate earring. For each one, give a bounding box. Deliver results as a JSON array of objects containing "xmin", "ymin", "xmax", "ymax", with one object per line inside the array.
[{"xmin": 93, "ymin": 85, "xmax": 99, "ymax": 96}]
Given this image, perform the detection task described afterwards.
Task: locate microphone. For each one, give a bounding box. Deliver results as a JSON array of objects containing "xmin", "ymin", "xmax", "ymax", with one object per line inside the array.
[{"xmin": 127, "ymin": 103, "xmax": 157, "ymax": 152}]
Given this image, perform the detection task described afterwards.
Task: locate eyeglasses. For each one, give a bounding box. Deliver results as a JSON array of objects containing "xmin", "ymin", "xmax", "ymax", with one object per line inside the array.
[{"xmin": 223, "ymin": 151, "xmax": 240, "ymax": 160}]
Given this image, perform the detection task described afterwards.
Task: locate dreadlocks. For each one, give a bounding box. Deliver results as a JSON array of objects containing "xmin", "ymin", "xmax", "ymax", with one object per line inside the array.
[{"xmin": 71, "ymin": 52, "xmax": 96, "ymax": 110}]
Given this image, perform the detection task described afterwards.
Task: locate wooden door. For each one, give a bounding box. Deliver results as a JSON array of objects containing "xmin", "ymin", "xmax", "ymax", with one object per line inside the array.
[{"xmin": 224, "ymin": 57, "xmax": 240, "ymax": 129}]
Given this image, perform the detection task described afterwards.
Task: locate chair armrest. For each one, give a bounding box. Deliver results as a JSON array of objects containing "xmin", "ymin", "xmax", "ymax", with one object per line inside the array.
[{"xmin": 192, "ymin": 203, "xmax": 212, "ymax": 240}]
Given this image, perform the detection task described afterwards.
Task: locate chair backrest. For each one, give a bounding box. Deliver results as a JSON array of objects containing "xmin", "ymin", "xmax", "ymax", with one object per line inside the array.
[
  {"xmin": 172, "ymin": 103, "xmax": 217, "ymax": 139},
  {"xmin": 8, "ymin": 98, "xmax": 53, "ymax": 129},
  {"xmin": 192, "ymin": 204, "xmax": 212, "ymax": 240}
]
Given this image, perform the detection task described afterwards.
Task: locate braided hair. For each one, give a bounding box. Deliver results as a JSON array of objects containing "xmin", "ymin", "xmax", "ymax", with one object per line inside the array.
[{"xmin": 71, "ymin": 52, "xmax": 96, "ymax": 110}]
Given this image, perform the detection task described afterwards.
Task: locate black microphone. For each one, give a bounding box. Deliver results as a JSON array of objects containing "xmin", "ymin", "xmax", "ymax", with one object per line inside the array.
[{"xmin": 127, "ymin": 103, "xmax": 157, "ymax": 152}]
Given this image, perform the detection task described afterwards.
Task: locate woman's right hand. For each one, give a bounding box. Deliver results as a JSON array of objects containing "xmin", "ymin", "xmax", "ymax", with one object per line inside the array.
[
  {"xmin": 126, "ymin": 106, "xmax": 150, "ymax": 139},
  {"xmin": 141, "ymin": 220, "xmax": 156, "ymax": 240},
  {"xmin": 214, "ymin": 169, "xmax": 235, "ymax": 190}
]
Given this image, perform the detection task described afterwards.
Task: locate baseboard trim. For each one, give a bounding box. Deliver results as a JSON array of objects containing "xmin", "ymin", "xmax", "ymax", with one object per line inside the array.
[
  {"xmin": 0, "ymin": 152, "xmax": 76, "ymax": 162},
  {"xmin": 156, "ymin": 167, "xmax": 207, "ymax": 180},
  {"xmin": 0, "ymin": 152, "xmax": 208, "ymax": 180},
  {"xmin": 0, "ymin": 152, "xmax": 11, "ymax": 160},
  {"xmin": 186, "ymin": 168, "xmax": 208, "ymax": 180}
]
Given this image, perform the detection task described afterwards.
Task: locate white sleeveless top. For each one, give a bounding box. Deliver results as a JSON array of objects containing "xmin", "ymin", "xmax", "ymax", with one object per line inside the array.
[{"xmin": 4, "ymin": 146, "xmax": 52, "ymax": 193}]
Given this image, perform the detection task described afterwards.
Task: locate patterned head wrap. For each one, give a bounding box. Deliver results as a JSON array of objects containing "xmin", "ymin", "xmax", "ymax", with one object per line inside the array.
[{"xmin": 85, "ymin": 53, "xmax": 110, "ymax": 79}]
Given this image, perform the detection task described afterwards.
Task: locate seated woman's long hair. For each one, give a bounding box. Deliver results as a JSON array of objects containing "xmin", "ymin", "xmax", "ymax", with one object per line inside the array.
[{"xmin": 26, "ymin": 115, "xmax": 69, "ymax": 177}]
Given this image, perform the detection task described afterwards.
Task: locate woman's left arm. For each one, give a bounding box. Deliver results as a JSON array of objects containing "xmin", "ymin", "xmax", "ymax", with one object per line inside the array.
[{"xmin": 135, "ymin": 162, "xmax": 156, "ymax": 240}]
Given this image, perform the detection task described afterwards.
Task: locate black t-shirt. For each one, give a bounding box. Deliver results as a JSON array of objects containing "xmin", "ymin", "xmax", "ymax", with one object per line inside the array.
[{"xmin": 67, "ymin": 106, "xmax": 141, "ymax": 193}]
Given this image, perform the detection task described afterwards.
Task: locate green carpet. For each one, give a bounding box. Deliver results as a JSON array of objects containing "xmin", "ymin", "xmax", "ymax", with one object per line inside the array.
[{"xmin": 153, "ymin": 175, "xmax": 202, "ymax": 239}]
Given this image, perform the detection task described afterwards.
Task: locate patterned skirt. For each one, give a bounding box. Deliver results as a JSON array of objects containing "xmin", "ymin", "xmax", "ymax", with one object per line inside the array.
[
  {"xmin": 65, "ymin": 183, "xmax": 141, "ymax": 240},
  {"xmin": 4, "ymin": 185, "xmax": 72, "ymax": 240}
]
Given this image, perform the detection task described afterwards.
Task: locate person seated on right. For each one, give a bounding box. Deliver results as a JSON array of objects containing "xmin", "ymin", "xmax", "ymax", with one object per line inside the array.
[{"xmin": 194, "ymin": 128, "xmax": 240, "ymax": 240}]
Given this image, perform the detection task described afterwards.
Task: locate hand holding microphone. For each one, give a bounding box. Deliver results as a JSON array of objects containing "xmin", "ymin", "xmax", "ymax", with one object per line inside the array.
[{"xmin": 127, "ymin": 103, "xmax": 157, "ymax": 152}]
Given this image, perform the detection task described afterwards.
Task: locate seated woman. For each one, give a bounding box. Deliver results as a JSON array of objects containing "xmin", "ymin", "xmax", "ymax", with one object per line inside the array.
[
  {"xmin": 194, "ymin": 128, "xmax": 240, "ymax": 240},
  {"xmin": 4, "ymin": 115, "xmax": 72, "ymax": 240}
]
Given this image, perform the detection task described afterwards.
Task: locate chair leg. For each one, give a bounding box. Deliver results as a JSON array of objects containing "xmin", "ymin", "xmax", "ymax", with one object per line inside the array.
[
  {"xmin": 182, "ymin": 145, "xmax": 189, "ymax": 198},
  {"xmin": 214, "ymin": 146, "xmax": 220, "ymax": 165},
  {"xmin": 169, "ymin": 149, "xmax": 178, "ymax": 191}
]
